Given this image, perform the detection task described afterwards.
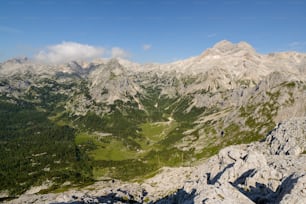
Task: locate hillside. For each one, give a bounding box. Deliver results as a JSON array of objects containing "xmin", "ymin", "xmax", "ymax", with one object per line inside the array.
[{"xmin": 6, "ymin": 117, "xmax": 306, "ymax": 203}]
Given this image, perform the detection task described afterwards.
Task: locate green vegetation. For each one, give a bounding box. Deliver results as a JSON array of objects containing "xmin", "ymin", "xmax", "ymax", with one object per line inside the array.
[
  {"xmin": 0, "ymin": 78, "xmax": 284, "ymax": 196},
  {"xmin": 282, "ymin": 81, "xmax": 296, "ymax": 88},
  {"xmin": 0, "ymin": 100, "xmax": 93, "ymax": 196},
  {"xmin": 90, "ymin": 138, "xmax": 136, "ymax": 161},
  {"xmin": 139, "ymin": 121, "xmax": 177, "ymax": 143},
  {"xmin": 69, "ymin": 86, "xmax": 206, "ymax": 181}
]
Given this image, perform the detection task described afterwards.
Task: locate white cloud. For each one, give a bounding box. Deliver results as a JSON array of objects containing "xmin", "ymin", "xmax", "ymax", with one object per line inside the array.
[
  {"xmin": 111, "ymin": 47, "xmax": 130, "ymax": 58},
  {"xmin": 34, "ymin": 42, "xmax": 105, "ymax": 64},
  {"xmin": 143, "ymin": 44, "xmax": 152, "ymax": 51}
]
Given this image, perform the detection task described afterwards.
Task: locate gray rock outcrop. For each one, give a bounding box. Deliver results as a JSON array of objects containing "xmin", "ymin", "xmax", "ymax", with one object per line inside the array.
[
  {"xmin": 266, "ymin": 118, "xmax": 306, "ymax": 156},
  {"xmin": 164, "ymin": 117, "xmax": 306, "ymax": 204}
]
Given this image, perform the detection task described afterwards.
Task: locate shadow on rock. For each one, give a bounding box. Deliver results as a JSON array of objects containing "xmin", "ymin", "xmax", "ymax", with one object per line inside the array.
[
  {"xmin": 153, "ymin": 188, "xmax": 196, "ymax": 204},
  {"xmin": 231, "ymin": 172, "xmax": 301, "ymax": 204},
  {"xmin": 274, "ymin": 174, "xmax": 300, "ymax": 203},
  {"xmin": 207, "ymin": 163, "xmax": 234, "ymax": 185},
  {"xmin": 52, "ymin": 192, "xmax": 141, "ymax": 204},
  {"xmin": 232, "ymin": 169, "xmax": 256, "ymax": 186}
]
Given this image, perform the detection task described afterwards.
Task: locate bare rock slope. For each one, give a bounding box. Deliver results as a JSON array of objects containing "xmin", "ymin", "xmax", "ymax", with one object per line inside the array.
[{"xmin": 155, "ymin": 117, "xmax": 306, "ymax": 204}]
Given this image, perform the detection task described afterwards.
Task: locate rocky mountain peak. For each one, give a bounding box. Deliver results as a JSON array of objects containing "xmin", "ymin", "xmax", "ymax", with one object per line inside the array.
[
  {"xmin": 198, "ymin": 40, "xmax": 256, "ymax": 61},
  {"xmin": 104, "ymin": 58, "xmax": 126, "ymax": 74},
  {"xmin": 212, "ymin": 40, "xmax": 235, "ymax": 51},
  {"xmin": 3, "ymin": 56, "xmax": 29, "ymax": 64},
  {"xmin": 211, "ymin": 40, "xmax": 256, "ymax": 54},
  {"xmin": 66, "ymin": 61, "xmax": 83, "ymax": 71},
  {"xmin": 237, "ymin": 41, "xmax": 255, "ymax": 52}
]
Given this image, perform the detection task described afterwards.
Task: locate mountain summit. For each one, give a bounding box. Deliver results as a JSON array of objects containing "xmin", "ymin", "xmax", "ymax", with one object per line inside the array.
[{"xmin": 211, "ymin": 40, "xmax": 255, "ymax": 53}]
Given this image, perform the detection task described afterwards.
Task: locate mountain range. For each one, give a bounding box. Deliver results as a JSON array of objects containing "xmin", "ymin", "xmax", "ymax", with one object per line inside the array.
[{"xmin": 0, "ymin": 40, "xmax": 306, "ymax": 203}]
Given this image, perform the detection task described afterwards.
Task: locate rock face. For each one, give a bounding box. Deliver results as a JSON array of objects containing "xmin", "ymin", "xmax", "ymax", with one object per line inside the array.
[
  {"xmin": 266, "ymin": 118, "xmax": 306, "ymax": 156},
  {"xmin": 6, "ymin": 118, "xmax": 306, "ymax": 204}
]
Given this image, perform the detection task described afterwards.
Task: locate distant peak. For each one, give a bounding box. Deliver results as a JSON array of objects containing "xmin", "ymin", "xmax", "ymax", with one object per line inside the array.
[
  {"xmin": 211, "ymin": 40, "xmax": 255, "ymax": 53},
  {"xmin": 108, "ymin": 58, "xmax": 121, "ymax": 65},
  {"xmin": 237, "ymin": 41, "xmax": 255, "ymax": 51},
  {"xmin": 4, "ymin": 56, "xmax": 29, "ymax": 64},
  {"xmin": 212, "ymin": 40, "xmax": 234, "ymax": 49},
  {"xmin": 211, "ymin": 40, "xmax": 236, "ymax": 53}
]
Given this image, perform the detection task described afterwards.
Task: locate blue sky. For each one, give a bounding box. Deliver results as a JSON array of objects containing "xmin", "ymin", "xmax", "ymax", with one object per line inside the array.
[{"xmin": 0, "ymin": 0, "xmax": 305, "ymax": 63}]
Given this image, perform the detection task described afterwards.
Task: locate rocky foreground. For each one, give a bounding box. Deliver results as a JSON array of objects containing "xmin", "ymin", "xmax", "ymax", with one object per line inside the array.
[{"xmin": 6, "ymin": 117, "xmax": 306, "ymax": 204}]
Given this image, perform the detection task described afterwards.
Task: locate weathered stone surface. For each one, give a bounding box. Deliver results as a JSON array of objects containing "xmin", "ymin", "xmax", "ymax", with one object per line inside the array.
[{"xmin": 266, "ymin": 118, "xmax": 306, "ymax": 156}]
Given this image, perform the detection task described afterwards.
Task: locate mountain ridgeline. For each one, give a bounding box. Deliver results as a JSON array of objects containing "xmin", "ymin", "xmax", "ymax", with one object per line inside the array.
[{"xmin": 1, "ymin": 40, "xmax": 306, "ymax": 197}]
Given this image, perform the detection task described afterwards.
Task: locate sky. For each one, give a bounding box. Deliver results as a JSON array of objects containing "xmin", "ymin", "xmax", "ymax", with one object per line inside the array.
[{"xmin": 0, "ymin": 0, "xmax": 306, "ymax": 63}]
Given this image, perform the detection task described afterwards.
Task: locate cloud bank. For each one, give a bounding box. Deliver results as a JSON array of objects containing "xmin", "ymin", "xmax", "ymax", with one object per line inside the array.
[{"xmin": 34, "ymin": 42, "xmax": 129, "ymax": 64}]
